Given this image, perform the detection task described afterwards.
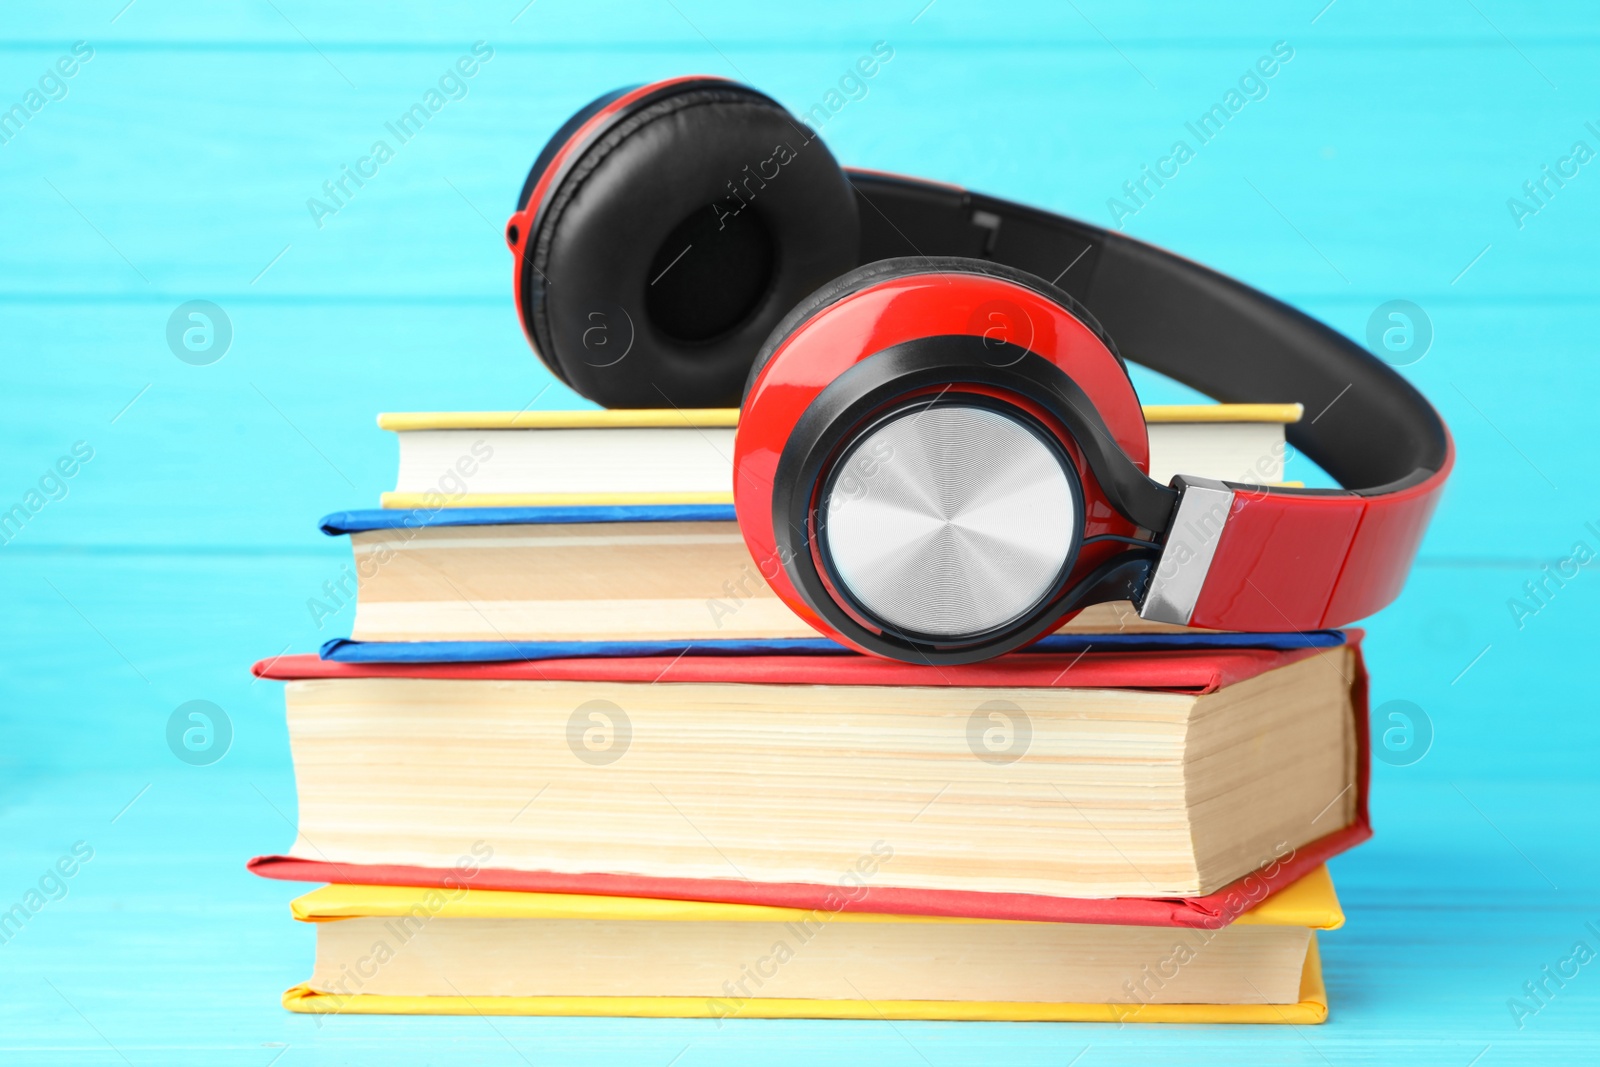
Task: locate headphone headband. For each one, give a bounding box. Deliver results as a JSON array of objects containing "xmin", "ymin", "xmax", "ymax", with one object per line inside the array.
[
  {"xmin": 846, "ymin": 169, "xmax": 1450, "ymax": 493},
  {"xmin": 838, "ymin": 169, "xmax": 1452, "ymax": 631}
]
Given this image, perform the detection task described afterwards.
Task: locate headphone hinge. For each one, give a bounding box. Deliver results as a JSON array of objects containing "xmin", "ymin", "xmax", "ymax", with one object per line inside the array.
[{"xmin": 1137, "ymin": 476, "xmax": 1235, "ymax": 626}]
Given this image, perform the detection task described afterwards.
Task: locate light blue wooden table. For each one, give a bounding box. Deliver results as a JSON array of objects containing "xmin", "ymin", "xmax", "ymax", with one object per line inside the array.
[{"xmin": 2, "ymin": 2, "xmax": 1597, "ymax": 1062}]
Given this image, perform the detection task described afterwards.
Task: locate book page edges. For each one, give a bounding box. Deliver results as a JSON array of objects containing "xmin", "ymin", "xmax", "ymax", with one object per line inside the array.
[{"xmin": 279, "ymin": 933, "xmax": 1326, "ymax": 1022}]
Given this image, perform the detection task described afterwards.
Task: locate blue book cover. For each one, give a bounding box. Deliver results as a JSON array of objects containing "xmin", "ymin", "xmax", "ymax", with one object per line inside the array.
[{"xmin": 317, "ymin": 504, "xmax": 1343, "ymax": 664}]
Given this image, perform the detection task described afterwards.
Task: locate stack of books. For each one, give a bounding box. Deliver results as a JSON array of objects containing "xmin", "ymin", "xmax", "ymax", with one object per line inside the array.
[{"xmin": 252, "ymin": 404, "xmax": 1371, "ymax": 1023}]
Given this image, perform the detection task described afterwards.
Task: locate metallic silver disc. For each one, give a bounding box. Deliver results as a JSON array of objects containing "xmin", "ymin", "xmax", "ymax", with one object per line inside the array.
[{"xmin": 820, "ymin": 404, "xmax": 1078, "ymax": 637}]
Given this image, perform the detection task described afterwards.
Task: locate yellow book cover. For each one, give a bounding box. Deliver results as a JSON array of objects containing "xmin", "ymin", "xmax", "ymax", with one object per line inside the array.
[
  {"xmin": 282, "ymin": 866, "xmax": 1340, "ymax": 1023},
  {"xmin": 376, "ymin": 403, "xmax": 1303, "ymax": 509}
]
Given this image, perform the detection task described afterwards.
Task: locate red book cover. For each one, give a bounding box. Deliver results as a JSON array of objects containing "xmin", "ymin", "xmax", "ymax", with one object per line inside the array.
[{"xmin": 249, "ymin": 640, "xmax": 1371, "ymax": 929}]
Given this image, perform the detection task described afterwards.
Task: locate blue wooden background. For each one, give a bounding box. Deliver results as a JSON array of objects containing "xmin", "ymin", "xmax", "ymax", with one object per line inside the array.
[{"xmin": 2, "ymin": 1, "xmax": 1596, "ymax": 1062}]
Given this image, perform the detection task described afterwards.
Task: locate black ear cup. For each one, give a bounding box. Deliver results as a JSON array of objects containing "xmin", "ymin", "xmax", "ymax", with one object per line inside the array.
[{"xmin": 518, "ymin": 82, "xmax": 859, "ymax": 408}]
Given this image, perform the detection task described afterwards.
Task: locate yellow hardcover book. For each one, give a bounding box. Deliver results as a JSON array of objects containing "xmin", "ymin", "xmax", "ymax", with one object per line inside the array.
[
  {"xmin": 282, "ymin": 866, "xmax": 1340, "ymax": 1023},
  {"xmin": 377, "ymin": 403, "xmax": 1303, "ymax": 509}
]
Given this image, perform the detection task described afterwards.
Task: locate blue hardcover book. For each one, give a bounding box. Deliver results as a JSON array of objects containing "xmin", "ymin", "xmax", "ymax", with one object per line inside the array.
[{"xmin": 314, "ymin": 505, "xmax": 1339, "ymax": 663}]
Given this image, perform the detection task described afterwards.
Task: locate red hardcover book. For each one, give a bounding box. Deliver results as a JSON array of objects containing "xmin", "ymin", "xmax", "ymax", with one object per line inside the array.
[{"xmin": 250, "ymin": 641, "xmax": 1371, "ymax": 929}]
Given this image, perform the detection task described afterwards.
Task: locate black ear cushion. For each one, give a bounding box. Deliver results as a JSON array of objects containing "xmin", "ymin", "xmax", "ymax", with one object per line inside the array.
[
  {"xmin": 526, "ymin": 87, "xmax": 859, "ymax": 408},
  {"xmin": 742, "ymin": 256, "xmax": 1126, "ymax": 407},
  {"xmin": 516, "ymin": 86, "xmax": 634, "ymax": 212}
]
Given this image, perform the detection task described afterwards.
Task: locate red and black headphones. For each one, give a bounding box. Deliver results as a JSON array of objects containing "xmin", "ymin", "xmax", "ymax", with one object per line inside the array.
[{"xmin": 506, "ymin": 76, "xmax": 1453, "ymax": 665}]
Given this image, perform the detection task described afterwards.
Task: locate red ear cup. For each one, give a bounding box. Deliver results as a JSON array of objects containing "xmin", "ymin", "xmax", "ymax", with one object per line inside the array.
[
  {"xmin": 734, "ymin": 258, "xmax": 1150, "ymax": 663},
  {"xmin": 507, "ymin": 78, "xmax": 859, "ymax": 408}
]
